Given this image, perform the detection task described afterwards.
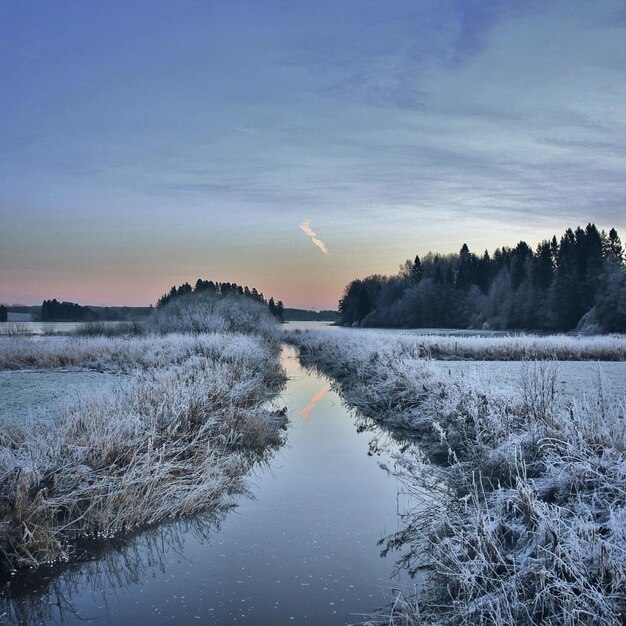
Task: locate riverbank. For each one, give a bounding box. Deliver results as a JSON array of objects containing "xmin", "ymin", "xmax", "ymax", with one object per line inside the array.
[
  {"xmin": 0, "ymin": 293, "xmax": 288, "ymax": 576},
  {"xmin": 1, "ymin": 345, "xmax": 419, "ymax": 625},
  {"xmin": 0, "ymin": 331, "xmax": 286, "ymax": 573},
  {"xmin": 290, "ymin": 328, "xmax": 626, "ymax": 625},
  {"xmin": 287, "ymin": 326, "xmax": 626, "ymax": 361}
]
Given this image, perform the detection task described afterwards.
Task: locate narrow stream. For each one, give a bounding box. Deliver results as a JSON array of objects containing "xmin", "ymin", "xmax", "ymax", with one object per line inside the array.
[{"xmin": 2, "ymin": 346, "xmax": 416, "ymax": 625}]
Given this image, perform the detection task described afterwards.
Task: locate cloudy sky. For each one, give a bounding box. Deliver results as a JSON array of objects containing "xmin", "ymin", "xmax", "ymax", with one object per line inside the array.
[{"xmin": 1, "ymin": 0, "xmax": 625, "ymax": 308}]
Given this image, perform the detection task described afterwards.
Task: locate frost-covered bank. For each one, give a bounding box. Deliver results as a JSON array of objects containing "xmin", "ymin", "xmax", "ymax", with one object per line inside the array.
[
  {"xmin": 407, "ymin": 331, "xmax": 626, "ymax": 361},
  {"xmin": 0, "ymin": 331, "xmax": 275, "ymax": 372},
  {"xmin": 289, "ymin": 328, "xmax": 626, "ymax": 362},
  {"xmin": 0, "ymin": 296, "xmax": 286, "ymax": 572},
  {"xmin": 290, "ymin": 330, "xmax": 626, "ymax": 625}
]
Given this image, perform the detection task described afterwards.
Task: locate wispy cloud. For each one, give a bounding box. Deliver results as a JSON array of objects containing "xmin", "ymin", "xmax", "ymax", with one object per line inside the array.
[{"xmin": 300, "ymin": 219, "xmax": 329, "ymax": 254}]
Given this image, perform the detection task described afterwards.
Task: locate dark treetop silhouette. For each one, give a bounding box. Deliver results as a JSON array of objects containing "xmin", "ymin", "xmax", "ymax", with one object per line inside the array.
[
  {"xmin": 158, "ymin": 279, "xmax": 285, "ymax": 323},
  {"xmin": 338, "ymin": 224, "xmax": 625, "ymax": 332}
]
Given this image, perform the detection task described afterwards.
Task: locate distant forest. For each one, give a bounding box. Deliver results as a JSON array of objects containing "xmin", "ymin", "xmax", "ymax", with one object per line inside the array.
[
  {"xmin": 338, "ymin": 223, "xmax": 626, "ymax": 332},
  {"xmin": 283, "ymin": 308, "xmax": 338, "ymax": 322},
  {"xmin": 1, "ymin": 282, "xmax": 337, "ymax": 324},
  {"xmin": 158, "ymin": 279, "xmax": 285, "ymax": 322},
  {"xmin": 38, "ymin": 300, "xmax": 152, "ymax": 322},
  {"xmin": 41, "ymin": 299, "xmax": 99, "ymax": 322}
]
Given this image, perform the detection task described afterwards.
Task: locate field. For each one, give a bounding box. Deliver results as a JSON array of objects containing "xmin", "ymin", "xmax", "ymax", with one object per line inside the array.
[{"xmin": 1, "ymin": 313, "xmax": 625, "ymax": 624}]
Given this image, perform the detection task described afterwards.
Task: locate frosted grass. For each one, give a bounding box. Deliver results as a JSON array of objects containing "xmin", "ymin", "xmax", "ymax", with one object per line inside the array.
[
  {"xmin": 288, "ymin": 327, "xmax": 626, "ymax": 361},
  {"xmin": 0, "ymin": 297, "xmax": 286, "ymax": 572},
  {"xmin": 0, "ymin": 332, "xmax": 275, "ymax": 372},
  {"xmin": 292, "ymin": 331, "xmax": 626, "ymax": 626}
]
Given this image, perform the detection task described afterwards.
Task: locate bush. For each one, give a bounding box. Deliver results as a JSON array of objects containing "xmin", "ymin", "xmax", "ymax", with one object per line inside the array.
[{"xmin": 147, "ymin": 292, "xmax": 279, "ymax": 341}]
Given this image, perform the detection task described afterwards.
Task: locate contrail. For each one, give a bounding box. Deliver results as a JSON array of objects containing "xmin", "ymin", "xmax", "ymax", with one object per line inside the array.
[{"xmin": 300, "ymin": 219, "xmax": 329, "ymax": 255}]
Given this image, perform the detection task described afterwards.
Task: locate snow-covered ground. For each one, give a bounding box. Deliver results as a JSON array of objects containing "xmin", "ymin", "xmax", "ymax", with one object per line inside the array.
[
  {"xmin": 0, "ymin": 369, "xmax": 120, "ymax": 424},
  {"xmin": 431, "ymin": 359, "xmax": 626, "ymax": 403}
]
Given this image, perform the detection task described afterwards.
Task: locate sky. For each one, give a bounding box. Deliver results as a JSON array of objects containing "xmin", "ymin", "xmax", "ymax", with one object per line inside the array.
[{"xmin": 1, "ymin": 0, "xmax": 626, "ymax": 309}]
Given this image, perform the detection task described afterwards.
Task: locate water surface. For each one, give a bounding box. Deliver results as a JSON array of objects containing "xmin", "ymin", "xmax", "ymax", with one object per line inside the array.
[
  {"xmin": 0, "ymin": 369, "xmax": 118, "ymax": 423},
  {"xmin": 1, "ymin": 346, "xmax": 414, "ymax": 625}
]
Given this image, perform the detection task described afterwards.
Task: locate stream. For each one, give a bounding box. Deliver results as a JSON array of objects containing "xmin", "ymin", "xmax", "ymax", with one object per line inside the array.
[{"xmin": 1, "ymin": 345, "xmax": 417, "ymax": 625}]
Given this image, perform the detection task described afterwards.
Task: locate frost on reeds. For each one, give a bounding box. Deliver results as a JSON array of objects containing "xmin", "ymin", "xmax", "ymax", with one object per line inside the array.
[
  {"xmin": 0, "ymin": 331, "xmax": 276, "ymax": 372},
  {"xmin": 288, "ymin": 327, "xmax": 626, "ymax": 361},
  {"xmin": 0, "ymin": 336, "xmax": 286, "ymax": 571},
  {"xmin": 293, "ymin": 331, "xmax": 626, "ymax": 625},
  {"xmin": 0, "ymin": 298, "xmax": 286, "ymax": 572},
  {"xmin": 71, "ymin": 320, "xmax": 144, "ymax": 337}
]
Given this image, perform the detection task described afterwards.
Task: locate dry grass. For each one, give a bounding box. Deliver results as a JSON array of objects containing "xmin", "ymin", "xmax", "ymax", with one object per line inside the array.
[{"xmin": 0, "ymin": 331, "xmax": 273, "ymax": 372}]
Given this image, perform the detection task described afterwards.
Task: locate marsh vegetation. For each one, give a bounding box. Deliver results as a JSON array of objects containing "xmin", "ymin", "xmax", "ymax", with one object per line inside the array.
[
  {"xmin": 1, "ymin": 306, "xmax": 624, "ymax": 624},
  {"xmin": 0, "ymin": 294, "xmax": 286, "ymax": 574},
  {"xmin": 0, "ymin": 341, "xmax": 419, "ymax": 626},
  {"xmin": 291, "ymin": 328, "xmax": 626, "ymax": 625}
]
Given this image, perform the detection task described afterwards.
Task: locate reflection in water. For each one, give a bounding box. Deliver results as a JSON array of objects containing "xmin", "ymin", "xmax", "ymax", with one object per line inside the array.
[
  {"xmin": 0, "ymin": 444, "xmax": 280, "ymax": 625},
  {"xmin": 325, "ymin": 378, "xmax": 449, "ymax": 582},
  {"xmin": 378, "ymin": 451, "xmax": 452, "ymax": 580},
  {"xmin": 311, "ymin": 373, "xmax": 444, "ymax": 583},
  {"xmin": 299, "ymin": 383, "xmax": 329, "ymax": 420},
  {"xmin": 1, "ymin": 513, "xmax": 226, "ymax": 625},
  {"xmin": 0, "ymin": 346, "xmax": 427, "ymax": 625}
]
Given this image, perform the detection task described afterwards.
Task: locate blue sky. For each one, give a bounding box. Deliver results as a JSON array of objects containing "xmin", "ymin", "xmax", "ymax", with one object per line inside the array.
[{"xmin": 1, "ymin": 0, "xmax": 626, "ymax": 307}]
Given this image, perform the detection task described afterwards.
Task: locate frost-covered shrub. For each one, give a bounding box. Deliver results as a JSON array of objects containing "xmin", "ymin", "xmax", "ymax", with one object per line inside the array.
[
  {"xmin": 401, "ymin": 389, "xmax": 626, "ymax": 626},
  {"xmin": 147, "ymin": 292, "xmax": 279, "ymax": 341},
  {"xmin": 0, "ymin": 291, "xmax": 280, "ymax": 372}
]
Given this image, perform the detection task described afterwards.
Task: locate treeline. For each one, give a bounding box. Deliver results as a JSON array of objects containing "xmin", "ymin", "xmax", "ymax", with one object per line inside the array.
[
  {"xmin": 158, "ymin": 279, "xmax": 285, "ymax": 322},
  {"xmin": 283, "ymin": 308, "xmax": 338, "ymax": 322},
  {"xmin": 0, "ymin": 305, "xmax": 7, "ymax": 323},
  {"xmin": 41, "ymin": 299, "xmax": 99, "ymax": 322},
  {"xmin": 88, "ymin": 306, "xmax": 152, "ymax": 321},
  {"xmin": 338, "ymin": 223, "xmax": 626, "ymax": 332}
]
